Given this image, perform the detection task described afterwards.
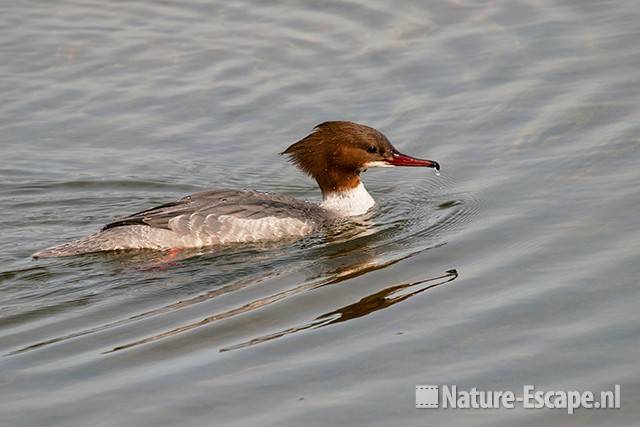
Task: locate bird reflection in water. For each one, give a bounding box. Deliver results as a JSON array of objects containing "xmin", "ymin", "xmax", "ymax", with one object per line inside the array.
[
  {"xmin": 100, "ymin": 241, "xmax": 457, "ymax": 354},
  {"xmin": 8, "ymin": 238, "xmax": 457, "ymax": 357},
  {"xmin": 219, "ymin": 269, "xmax": 458, "ymax": 352}
]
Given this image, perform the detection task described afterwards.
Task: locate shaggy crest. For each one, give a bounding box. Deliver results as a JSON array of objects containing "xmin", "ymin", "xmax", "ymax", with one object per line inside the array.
[{"xmin": 282, "ymin": 121, "xmax": 394, "ymax": 194}]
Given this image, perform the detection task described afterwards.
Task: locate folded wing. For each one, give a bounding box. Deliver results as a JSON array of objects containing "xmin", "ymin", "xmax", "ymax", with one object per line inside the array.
[{"xmin": 102, "ymin": 190, "xmax": 328, "ymax": 243}]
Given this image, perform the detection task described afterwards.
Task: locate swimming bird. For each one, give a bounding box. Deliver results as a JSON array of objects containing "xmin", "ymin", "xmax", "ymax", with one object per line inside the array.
[{"xmin": 33, "ymin": 121, "xmax": 439, "ymax": 258}]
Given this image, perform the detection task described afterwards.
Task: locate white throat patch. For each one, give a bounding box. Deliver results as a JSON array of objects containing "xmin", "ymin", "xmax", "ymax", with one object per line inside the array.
[
  {"xmin": 364, "ymin": 160, "xmax": 394, "ymax": 168},
  {"xmin": 320, "ymin": 182, "xmax": 375, "ymax": 217}
]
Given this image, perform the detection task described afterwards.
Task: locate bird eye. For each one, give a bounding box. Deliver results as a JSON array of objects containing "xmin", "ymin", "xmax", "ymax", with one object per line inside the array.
[{"xmin": 367, "ymin": 146, "xmax": 378, "ymax": 153}]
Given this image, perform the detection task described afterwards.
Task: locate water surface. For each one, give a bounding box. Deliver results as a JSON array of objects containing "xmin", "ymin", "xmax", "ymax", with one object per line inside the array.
[{"xmin": 1, "ymin": 1, "xmax": 639, "ymax": 426}]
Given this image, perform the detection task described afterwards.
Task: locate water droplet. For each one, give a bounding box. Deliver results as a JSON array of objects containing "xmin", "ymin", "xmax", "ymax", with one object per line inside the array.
[{"xmin": 434, "ymin": 169, "xmax": 441, "ymax": 177}]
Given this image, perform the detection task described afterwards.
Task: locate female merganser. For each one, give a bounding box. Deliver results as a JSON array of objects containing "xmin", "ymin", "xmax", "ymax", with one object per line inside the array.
[{"xmin": 33, "ymin": 121, "xmax": 439, "ymax": 258}]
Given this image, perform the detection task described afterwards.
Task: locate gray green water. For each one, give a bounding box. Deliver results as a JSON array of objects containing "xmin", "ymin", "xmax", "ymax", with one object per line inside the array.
[{"xmin": 1, "ymin": 1, "xmax": 639, "ymax": 426}]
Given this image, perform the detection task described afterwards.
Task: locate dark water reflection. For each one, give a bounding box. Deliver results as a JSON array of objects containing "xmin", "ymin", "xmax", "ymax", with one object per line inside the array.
[
  {"xmin": 220, "ymin": 269, "xmax": 459, "ymax": 352},
  {"xmin": 1, "ymin": 1, "xmax": 640, "ymax": 426}
]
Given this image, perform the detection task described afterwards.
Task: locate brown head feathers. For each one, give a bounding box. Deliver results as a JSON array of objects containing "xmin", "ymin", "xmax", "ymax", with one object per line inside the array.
[{"xmin": 282, "ymin": 121, "xmax": 396, "ymax": 195}]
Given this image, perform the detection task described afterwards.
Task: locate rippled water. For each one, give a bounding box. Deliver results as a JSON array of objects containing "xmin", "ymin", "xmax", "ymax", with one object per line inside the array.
[{"xmin": 1, "ymin": 1, "xmax": 639, "ymax": 426}]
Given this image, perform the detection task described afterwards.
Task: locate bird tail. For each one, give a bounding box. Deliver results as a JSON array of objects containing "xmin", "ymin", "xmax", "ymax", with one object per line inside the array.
[{"xmin": 32, "ymin": 233, "xmax": 106, "ymax": 258}]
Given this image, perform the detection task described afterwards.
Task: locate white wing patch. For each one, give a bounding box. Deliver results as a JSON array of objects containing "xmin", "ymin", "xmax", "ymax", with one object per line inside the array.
[
  {"xmin": 160, "ymin": 213, "xmax": 315, "ymax": 246},
  {"xmin": 213, "ymin": 215, "xmax": 314, "ymax": 244},
  {"xmin": 83, "ymin": 215, "xmax": 316, "ymax": 251}
]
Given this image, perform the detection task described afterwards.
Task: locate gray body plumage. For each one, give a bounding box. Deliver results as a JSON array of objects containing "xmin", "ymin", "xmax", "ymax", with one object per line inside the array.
[{"xmin": 33, "ymin": 190, "xmax": 333, "ymax": 258}]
